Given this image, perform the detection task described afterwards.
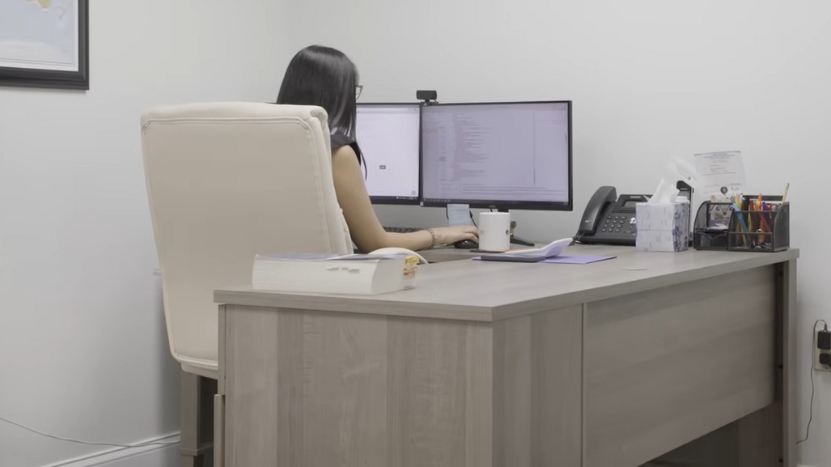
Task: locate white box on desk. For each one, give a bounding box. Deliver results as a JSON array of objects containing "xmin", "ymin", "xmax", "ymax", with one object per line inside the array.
[{"xmin": 635, "ymin": 200, "xmax": 690, "ymax": 252}]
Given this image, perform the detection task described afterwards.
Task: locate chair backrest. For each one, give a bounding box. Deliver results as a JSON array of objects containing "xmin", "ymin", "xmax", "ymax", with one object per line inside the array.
[{"xmin": 141, "ymin": 103, "xmax": 351, "ymax": 374}]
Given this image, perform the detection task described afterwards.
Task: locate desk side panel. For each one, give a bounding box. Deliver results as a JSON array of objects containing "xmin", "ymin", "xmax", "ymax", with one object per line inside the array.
[
  {"xmin": 585, "ymin": 266, "xmax": 776, "ymax": 467},
  {"xmin": 223, "ymin": 305, "xmax": 285, "ymax": 466},
  {"xmin": 223, "ymin": 306, "xmax": 494, "ymax": 467},
  {"xmin": 386, "ymin": 318, "xmax": 493, "ymax": 467},
  {"xmin": 493, "ymin": 305, "xmax": 583, "ymax": 467}
]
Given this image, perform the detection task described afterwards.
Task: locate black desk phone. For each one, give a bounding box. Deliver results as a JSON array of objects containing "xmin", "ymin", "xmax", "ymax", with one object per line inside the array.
[{"xmin": 576, "ymin": 186, "xmax": 650, "ymax": 246}]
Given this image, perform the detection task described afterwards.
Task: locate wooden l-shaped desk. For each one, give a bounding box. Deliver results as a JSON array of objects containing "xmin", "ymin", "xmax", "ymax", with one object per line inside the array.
[{"xmin": 214, "ymin": 245, "xmax": 798, "ymax": 467}]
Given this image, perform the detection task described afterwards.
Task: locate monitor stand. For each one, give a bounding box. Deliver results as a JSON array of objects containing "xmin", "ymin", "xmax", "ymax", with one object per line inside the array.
[
  {"xmin": 511, "ymin": 236, "xmax": 535, "ymax": 247},
  {"xmin": 498, "ymin": 208, "xmax": 535, "ymax": 247}
]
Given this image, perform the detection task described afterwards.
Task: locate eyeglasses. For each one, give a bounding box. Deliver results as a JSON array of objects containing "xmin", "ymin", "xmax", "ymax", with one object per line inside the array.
[{"xmin": 356, "ymin": 84, "xmax": 363, "ymax": 100}]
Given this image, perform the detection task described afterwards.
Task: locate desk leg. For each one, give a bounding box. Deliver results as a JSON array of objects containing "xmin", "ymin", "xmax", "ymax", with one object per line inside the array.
[
  {"xmin": 180, "ymin": 372, "xmax": 216, "ymax": 467},
  {"xmin": 778, "ymin": 259, "xmax": 798, "ymax": 467}
]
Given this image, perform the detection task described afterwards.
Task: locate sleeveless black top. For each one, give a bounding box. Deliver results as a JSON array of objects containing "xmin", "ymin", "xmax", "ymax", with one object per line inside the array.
[{"xmin": 330, "ymin": 133, "xmax": 363, "ymax": 166}]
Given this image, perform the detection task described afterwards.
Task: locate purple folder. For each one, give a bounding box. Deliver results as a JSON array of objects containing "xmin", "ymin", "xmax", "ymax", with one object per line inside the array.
[{"xmin": 476, "ymin": 254, "xmax": 615, "ymax": 264}]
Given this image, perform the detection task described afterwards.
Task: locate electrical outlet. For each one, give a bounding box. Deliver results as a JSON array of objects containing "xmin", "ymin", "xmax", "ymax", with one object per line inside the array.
[{"xmin": 814, "ymin": 330, "xmax": 831, "ymax": 372}]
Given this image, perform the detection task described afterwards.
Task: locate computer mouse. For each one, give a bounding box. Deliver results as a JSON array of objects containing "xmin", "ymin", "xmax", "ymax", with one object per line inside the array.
[{"xmin": 454, "ymin": 239, "xmax": 479, "ymax": 250}]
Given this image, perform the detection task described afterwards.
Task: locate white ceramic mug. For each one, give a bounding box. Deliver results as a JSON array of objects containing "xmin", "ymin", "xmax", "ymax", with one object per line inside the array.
[{"xmin": 478, "ymin": 212, "xmax": 511, "ymax": 252}]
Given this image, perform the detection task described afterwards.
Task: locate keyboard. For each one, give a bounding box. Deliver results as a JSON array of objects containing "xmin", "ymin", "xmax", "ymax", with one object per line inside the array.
[{"xmin": 383, "ymin": 226, "xmax": 420, "ymax": 233}]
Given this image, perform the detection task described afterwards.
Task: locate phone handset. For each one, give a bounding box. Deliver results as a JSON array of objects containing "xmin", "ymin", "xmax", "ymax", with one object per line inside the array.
[{"xmin": 577, "ymin": 186, "xmax": 617, "ymax": 236}]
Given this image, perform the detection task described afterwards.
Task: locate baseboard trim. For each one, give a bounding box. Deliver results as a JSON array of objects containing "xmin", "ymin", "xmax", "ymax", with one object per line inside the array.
[
  {"xmin": 43, "ymin": 432, "xmax": 180, "ymax": 467},
  {"xmin": 40, "ymin": 436, "xmax": 811, "ymax": 467}
]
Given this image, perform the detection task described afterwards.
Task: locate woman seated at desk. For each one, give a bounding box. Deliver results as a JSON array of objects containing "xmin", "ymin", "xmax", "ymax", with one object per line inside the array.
[{"xmin": 276, "ymin": 45, "xmax": 478, "ymax": 252}]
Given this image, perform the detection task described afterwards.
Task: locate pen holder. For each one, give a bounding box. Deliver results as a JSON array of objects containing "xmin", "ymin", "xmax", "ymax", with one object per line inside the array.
[
  {"xmin": 694, "ymin": 197, "xmax": 790, "ymax": 252},
  {"xmin": 728, "ymin": 200, "xmax": 789, "ymax": 252},
  {"xmin": 693, "ymin": 202, "xmax": 733, "ymax": 250}
]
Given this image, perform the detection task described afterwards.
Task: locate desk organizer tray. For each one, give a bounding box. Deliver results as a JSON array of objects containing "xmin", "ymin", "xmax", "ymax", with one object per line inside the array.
[{"xmin": 694, "ymin": 197, "xmax": 789, "ymax": 252}]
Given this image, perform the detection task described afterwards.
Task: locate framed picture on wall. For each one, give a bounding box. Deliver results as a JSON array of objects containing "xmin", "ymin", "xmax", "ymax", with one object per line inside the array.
[{"xmin": 0, "ymin": 0, "xmax": 89, "ymax": 90}]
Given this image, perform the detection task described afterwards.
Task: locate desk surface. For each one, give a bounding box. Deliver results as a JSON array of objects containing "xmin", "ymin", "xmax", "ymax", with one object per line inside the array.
[{"xmin": 215, "ymin": 245, "xmax": 798, "ymax": 322}]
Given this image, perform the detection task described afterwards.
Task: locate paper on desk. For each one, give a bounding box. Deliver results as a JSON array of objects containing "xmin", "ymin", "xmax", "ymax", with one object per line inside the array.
[
  {"xmin": 503, "ymin": 238, "xmax": 572, "ymax": 258},
  {"xmin": 693, "ymin": 151, "xmax": 746, "ymax": 196},
  {"xmin": 541, "ymin": 255, "xmax": 615, "ymax": 264},
  {"xmin": 447, "ymin": 204, "xmax": 474, "ymax": 226},
  {"xmin": 473, "ymin": 254, "xmax": 616, "ymax": 264}
]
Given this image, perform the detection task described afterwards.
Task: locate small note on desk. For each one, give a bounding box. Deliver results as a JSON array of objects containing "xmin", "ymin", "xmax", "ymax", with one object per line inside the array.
[{"xmin": 447, "ymin": 204, "xmax": 474, "ymax": 226}]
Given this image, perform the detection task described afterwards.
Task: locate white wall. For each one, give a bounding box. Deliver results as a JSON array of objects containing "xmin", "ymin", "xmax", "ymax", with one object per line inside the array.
[
  {"xmin": 284, "ymin": 0, "xmax": 831, "ymax": 464},
  {"xmin": 0, "ymin": 1, "xmax": 289, "ymax": 465}
]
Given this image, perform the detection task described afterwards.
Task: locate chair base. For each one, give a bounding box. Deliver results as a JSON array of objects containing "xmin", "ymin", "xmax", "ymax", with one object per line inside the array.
[{"xmin": 180, "ymin": 371, "xmax": 217, "ymax": 467}]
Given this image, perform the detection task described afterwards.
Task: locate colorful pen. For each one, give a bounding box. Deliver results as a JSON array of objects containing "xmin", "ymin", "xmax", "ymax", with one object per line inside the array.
[
  {"xmin": 731, "ymin": 202, "xmax": 750, "ymax": 246},
  {"xmin": 757, "ymin": 198, "xmax": 770, "ymax": 244}
]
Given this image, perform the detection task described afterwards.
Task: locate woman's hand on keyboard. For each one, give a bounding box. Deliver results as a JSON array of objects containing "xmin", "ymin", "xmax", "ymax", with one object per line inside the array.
[{"xmin": 432, "ymin": 226, "xmax": 479, "ymax": 245}]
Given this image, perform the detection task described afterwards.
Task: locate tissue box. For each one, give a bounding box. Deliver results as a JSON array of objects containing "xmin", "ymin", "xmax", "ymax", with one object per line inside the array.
[{"xmin": 636, "ymin": 201, "xmax": 690, "ymax": 252}]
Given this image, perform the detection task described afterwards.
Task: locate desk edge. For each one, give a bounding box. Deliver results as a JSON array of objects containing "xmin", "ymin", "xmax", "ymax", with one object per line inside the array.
[{"xmin": 216, "ymin": 249, "xmax": 799, "ymax": 322}]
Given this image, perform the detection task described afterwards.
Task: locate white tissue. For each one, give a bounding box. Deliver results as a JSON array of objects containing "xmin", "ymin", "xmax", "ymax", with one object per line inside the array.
[{"xmin": 649, "ymin": 179, "xmax": 679, "ymax": 204}]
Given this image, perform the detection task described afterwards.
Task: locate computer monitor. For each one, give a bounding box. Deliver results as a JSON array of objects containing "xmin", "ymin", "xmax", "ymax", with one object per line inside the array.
[
  {"xmin": 420, "ymin": 101, "xmax": 572, "ymax": 211},
  {"xmin": 355, "ymin": 103, "xmax": 421, "ymax": 205}
]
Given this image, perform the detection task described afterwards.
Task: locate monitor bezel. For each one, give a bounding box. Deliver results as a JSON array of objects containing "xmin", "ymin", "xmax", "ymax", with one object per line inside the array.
[
  {"xmin": 356, "ymin": 102, "xmax": 423, "ymax": 206},
  {"xmin": 419, "ymin": 100, "xmax": 573, "ymax": 212}
]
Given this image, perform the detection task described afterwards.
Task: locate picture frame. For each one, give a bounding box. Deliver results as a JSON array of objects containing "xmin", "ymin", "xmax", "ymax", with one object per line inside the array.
[{"xmin": 0, "ymin": 0, "xmax": 89, "ymax": 90}]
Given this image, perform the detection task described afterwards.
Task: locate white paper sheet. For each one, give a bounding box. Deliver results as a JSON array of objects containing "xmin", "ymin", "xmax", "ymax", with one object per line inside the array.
[
  {"xmin": 693, "ymin": 151, "xmax": 746, "ymax": 196},
  {"xmin": 504, "ymin": 238, "xmax": 573, "ymax": 258},
  {"xmin": 447, "ymin": 204, "xmax": 474, "ymax": 226}
]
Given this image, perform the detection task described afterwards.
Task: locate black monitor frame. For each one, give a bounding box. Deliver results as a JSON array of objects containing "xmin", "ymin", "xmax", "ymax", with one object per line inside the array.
[
  {"xmin": 356, "ymin": 102, "xmax": 422, "ymax": 206},
  {"xmin": 419, "ymin": 100, "xmax": 573, "ymax": 212}
]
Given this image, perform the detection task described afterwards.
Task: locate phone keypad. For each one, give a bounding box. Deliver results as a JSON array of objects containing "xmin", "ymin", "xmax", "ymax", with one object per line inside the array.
[{"xmin": 600, "ymin": 215, "xmax": 637, "ymax": 236}]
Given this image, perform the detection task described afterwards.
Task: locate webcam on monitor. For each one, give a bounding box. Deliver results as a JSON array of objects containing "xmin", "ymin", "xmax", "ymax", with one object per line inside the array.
[{"xmin": 416, "ymin": 90, "xmax": 438, "ymax": 105}]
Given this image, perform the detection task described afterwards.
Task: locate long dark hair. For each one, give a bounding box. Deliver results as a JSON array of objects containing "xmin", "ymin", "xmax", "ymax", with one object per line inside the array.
[{"xmin": 277, "ymin": 45, "xmax": 359, "ymax": 138}]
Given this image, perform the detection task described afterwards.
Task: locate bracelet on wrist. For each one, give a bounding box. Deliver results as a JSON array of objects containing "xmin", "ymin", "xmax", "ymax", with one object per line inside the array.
[{"xmin": 426, "ymin": 228, "xmax": 438, "ymax": 248}]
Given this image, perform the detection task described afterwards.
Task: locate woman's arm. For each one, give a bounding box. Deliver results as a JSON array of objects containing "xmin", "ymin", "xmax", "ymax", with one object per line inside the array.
[
  {"xmin": 331, "ymin": 146, "xmax": 477, "ymax": 252},
  {"xmin": 332, "ymin": 146, "xmax": 429, "ymax": 251}
]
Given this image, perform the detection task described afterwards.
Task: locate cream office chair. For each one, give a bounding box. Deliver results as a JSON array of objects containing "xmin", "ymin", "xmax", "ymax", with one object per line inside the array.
[{"xmin": 141, "ymin": 102, "xmax": 353, "ymax": 466}]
